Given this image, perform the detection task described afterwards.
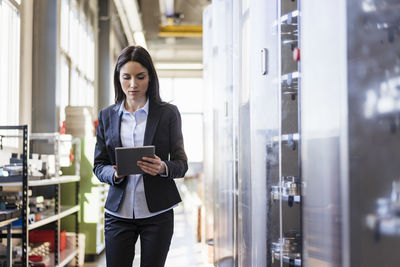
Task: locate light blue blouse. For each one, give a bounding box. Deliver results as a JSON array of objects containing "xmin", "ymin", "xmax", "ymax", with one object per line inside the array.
[{"xmin": 105, "ymin": 99, "xmax": 175, "ymax": 219}]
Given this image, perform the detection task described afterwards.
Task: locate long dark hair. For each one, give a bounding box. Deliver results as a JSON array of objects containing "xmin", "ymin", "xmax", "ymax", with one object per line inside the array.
[{"xmin": 114, "ymin": 46, "xmax": 163, "ymax": 105}]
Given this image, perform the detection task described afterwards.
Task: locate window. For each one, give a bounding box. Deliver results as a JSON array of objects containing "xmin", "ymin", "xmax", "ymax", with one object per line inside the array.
[
  {"xmin": 159, "ymin": 78, "xmax": 204, "ymax": 163},
  {"xmin": 59, "ymin": 0, "xmax": 95, "ymax": 127},
  {"xmin": 0, "ymin": 0, "xmax": 20, "ymax": 126}
]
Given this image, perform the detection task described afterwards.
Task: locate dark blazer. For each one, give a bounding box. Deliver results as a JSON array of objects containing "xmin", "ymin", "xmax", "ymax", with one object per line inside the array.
[{"xmin": 93, "ymin": 100, "xmax": 188, "ymax": 213}]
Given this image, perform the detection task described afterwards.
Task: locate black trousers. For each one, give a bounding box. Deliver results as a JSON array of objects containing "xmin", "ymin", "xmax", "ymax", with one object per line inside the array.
[{"xmin": 104, "ymin": 209, "xmax": 174, "ymax": 267}]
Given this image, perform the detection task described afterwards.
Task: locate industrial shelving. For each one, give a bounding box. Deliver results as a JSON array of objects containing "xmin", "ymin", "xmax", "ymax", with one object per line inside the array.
[{"xmin": 0, "ymin": 126, "xmax": 80, "ymax": 266}]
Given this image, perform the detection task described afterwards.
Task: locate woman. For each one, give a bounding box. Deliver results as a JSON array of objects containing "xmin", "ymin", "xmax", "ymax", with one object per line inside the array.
[{"xmin": 93, "ymin": 45, "xmax": 188, "ymax": 267}]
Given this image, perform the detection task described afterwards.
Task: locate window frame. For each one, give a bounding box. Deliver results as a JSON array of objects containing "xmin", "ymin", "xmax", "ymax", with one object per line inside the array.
[{"xmin": 59, "ymin": 0, "xmax": 95, "ymax": 127}]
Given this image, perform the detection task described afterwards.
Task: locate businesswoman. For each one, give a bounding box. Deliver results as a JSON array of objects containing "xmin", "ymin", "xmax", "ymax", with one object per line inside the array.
[{"xmin": 93, "ymin": 46, "xmax": 188, "ymax": 267}]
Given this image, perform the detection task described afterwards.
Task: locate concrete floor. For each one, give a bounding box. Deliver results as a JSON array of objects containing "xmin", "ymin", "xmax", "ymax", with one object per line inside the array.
[{"xmin": 83, "ymin": 204, "xmax": 211, "ymax": 267}]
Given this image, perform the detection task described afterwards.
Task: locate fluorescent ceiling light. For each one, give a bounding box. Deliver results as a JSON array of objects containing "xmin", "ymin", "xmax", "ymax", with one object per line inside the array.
[
  {"xmin": 164, "ymin": 0, "xmax": 174, "ymax": 17},
  {"xmin": 121, "ymin": 0, "xmax": 142, "ymax": 31},
  {"xmin": 155, "ymin": 63, "xmax": 203, "ymax": 70},
  {"xmin": 113, "ymin": 0, "xmax": 147, "ymax": 48}
]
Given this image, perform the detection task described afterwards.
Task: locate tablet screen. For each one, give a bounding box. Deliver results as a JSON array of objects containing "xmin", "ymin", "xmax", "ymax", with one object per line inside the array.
[{"xmin": 115, "ymin": 145, "xmax": 155, "ymax": 176}]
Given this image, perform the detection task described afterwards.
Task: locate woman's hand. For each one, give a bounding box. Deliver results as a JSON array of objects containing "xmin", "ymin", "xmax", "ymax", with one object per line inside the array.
[
  {"xmin": 112, "ymin": 165, "xmax": 124, "ymax": 179},
  {"xmin": 137, "ymin": 155, "xmax": 166, "ymax": 176}
]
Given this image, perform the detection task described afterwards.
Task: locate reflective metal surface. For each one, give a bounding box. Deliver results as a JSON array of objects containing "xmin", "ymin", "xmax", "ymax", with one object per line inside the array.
[
  {"xmin": 301, "ymin": 1, "xmax": 347, "ymax": 266},
  {"xmin": 208, "ymin": 1, "xmax": 235, "ymax": 265},
  {"xmin": 249, "ymin": 0, "xmax": 279, "ymax": 266},
  {"xmin": 203, "ymin": 0, "xmax": 285, "ymax": 266},
  {"xmin": 347, "ymin": 1, "xmax": 400, "ymax": 266},
  {"xmin": 236, "ymin": 0, "xmax": 252, "ymax": 265},
  {"xmin": 275, "ymin": 1, "xmax": 303, "ymax": 266},
  {"xmin": 203, "ymin": 0, "xmax": 400, "ymax": 266},
  {"xmin": 301, "ymin": 0, "xmax": 400, "ymax": 266},
  {"xmin": 202, "ymin": 4, "xmax": 215, "ymax": 259}
]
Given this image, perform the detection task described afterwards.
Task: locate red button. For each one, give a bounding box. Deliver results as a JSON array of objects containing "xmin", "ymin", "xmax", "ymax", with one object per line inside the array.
[{"xmin": 293, "ymin": 47, "xmax": 300, "ymax": 62}]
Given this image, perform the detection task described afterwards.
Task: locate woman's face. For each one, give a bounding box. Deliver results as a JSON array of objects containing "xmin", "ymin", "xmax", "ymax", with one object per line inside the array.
[{"xmin": 119, "ymin": 61, "xmax": 149, "ymax": 102}]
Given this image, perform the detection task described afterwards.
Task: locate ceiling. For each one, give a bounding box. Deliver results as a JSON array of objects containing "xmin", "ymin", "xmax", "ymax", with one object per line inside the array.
[{"xmin": 137, "ymin": 0, "xmax": 210, "ymax": 76}]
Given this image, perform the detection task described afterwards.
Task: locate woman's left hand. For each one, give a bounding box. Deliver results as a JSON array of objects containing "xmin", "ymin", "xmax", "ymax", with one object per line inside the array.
[{"xmin": 137, "ymin": 155, "xmax": 166, "ymax": 176}]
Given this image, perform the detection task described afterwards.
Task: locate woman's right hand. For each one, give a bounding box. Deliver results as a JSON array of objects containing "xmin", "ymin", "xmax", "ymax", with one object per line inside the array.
[{"xmin": 112, "ymin": 165, "xmax": 124, "ymax": 179}]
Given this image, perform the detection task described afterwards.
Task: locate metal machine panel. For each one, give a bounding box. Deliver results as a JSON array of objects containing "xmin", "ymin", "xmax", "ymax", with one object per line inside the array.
[
  {"xmin": 249, "ymin": 0, "xmax": 280, "ymax": 266},
  {"xmin": 347, "ymin": 1, "xmax": 400, "ymax": 266},
  {"xmin": 300, "ymin": 1, "xmax": 347, "ymax": 267},
  {"xmin": 202, "ymin": 4, "xmax": 215, "ymax": 251},
  {"xmin": 282, "ymin": 94, "xmax": 298, "ymax": 135},
  {"xmin": 301, "ymin": 0, "xmax": 400, "ymax": 266},
  {"xmin": 236, "ymin": 0, "xmax": 252, "ymax": 265},
  {"xmin": 210, "ymin": 0, "xmax": 235, "ymax": 265}
]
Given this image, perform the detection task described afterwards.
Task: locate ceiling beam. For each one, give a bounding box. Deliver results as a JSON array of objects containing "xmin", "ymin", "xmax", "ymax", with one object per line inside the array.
[{"xmin": 159, "ymin": 25, "xmax": 202, "ymax": 37}]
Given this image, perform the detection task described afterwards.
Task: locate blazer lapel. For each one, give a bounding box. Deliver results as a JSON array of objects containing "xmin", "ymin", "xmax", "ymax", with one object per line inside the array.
[
  {"xmin": 144, "ymin": 101, "xmax": 161, "ymax": 146},
  {"xmin": 110, "ymin": 105, "xmax": 122, "ymax": 147}
]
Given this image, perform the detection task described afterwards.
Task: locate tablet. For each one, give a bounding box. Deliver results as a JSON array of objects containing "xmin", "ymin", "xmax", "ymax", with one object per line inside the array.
[{"xmin": 115, "ymin": 145, "xmax": 155, "ymax": 176}]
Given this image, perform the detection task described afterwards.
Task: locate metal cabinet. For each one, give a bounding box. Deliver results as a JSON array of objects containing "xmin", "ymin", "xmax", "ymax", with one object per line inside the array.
[
  {"xmin": 203, "ymin": 1, "xmax": 236, "ymax": 265},
  {"xmin": 301, "ymin": 1, "xmax": 400, "ymax": 267},
  {"xmin": 203, "ymin": 0, "xmax": 303, "ymax": 266}
]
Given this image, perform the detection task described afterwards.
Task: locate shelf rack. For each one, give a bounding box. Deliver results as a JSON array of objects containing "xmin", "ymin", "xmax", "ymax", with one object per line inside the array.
[
  {"xmin": 0, "ymin": 127, "xmax": 80, "ymax": 266},
  {"xmin": 0, "ymin": 125, "xmax": 28, "ymax": 266}
]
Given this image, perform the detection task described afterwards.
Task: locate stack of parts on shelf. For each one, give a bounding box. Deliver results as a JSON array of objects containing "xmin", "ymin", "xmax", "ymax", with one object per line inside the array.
[
  {"xmin": 28, "ymin": 154, "xmax": 45, "ymax": 179},
  {"xmin": 28, "ymin": 196, "xmax": 55, "ymax": 224},
  {"xmin": 0, "ymin": 190, "xmax": 22, "ymax": 211},
  {"xmin": 29, "ymin": 230, "xmax": 67, "ymax": 252},
  {"xmin": 0, "ymin": 190, "xmax": 22, "ymax": 223},
  {"xmin": 0, "ymin": 209, "xmax": 21, "ymax": 221},
  {"xmin": 28, "ymin": 154, "xmax": 56, "ymax": 180},
  {"xmin": 65, "ymin": 106, "xmax": 94, "ymax": 137},
  {"xmin": 28, "ymin": 242, "xmax": 51, "ymax": 267},
  {"xmin": 0, "ymin": 153, "xmax": 23, "ymax": 182},
  {"xmin": 59, "ymin": 134, "xmax": 73, "ymax": 167},
  {"xmin": 29, "ymin": 196, "xmax": 45, "ymax": 217},
  {"xmin": 0, "ymin": 151, "xmax": 57, "ymax": 182}
]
